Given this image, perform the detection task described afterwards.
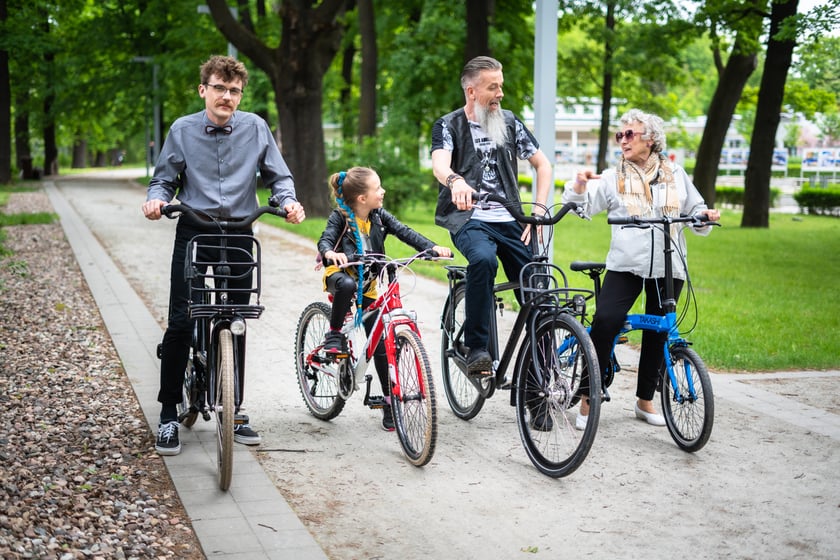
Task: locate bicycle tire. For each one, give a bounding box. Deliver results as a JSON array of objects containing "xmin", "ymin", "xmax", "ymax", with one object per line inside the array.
[
  {"xmin": 216, "ymin": 329, "xmax": 235, "ymax": 491},
  {"xmin": 661, "ymin": 346, "xmax": 714, "ymax": 452},
  {"xmin": 440, "ymin": 283, "xmax": 487, "ymax": 420},
  {"xmin": 294, "ymin": 302, "xmax": 346, "ymax": 420},
  {"xmin": 514, "ymin": 312, "xmax": 601, "ymax": 478},
  {"xmin": 391, "ymin": 329, "xmax": 437, "ymax": 467}
]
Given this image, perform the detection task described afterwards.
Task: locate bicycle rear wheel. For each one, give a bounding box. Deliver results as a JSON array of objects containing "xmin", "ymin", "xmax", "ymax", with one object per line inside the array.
[
  {"xmin": 216, "ymin": 329, "xmax": 235, "ymax": 491},
  {"xmin": 514, "ymin": 312, "xmax": 601, "ymax": 478},
  {"xmin": 295, "ymin": 302, "xmax": 346, "ymax": 420},
  {"xmin": 440, "ymin": 283, "xmax": 488, "ymax": 420},
  {"xmin": 391, "ymin": 329, "xmax": 437, "ymax": 466},
  {"xmin": 661, "ymin": 346, "xmax": 714, "ymax": 452}
]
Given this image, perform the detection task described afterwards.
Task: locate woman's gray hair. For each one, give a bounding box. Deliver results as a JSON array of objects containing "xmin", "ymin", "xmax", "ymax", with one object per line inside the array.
[{"xmin": 620, "ymin": 109, "xmax": 666, "ymax": 153}]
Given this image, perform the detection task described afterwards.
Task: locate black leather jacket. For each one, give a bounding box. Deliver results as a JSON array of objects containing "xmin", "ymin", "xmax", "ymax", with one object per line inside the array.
[{"xmin": 317, "ymin": 208, "xmax": 436, "ymax": 266}]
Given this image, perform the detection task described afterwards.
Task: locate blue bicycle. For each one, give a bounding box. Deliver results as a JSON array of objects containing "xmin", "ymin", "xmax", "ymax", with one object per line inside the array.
[{"xmin": 567, "ymin": 213, "xmax": 718, "ymax": 452}]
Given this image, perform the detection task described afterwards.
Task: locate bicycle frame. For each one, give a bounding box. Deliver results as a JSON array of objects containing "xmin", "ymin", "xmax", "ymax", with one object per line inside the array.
[{"xmin": 337, "ymin": 259, "xmax": 426, "ymax": 402}]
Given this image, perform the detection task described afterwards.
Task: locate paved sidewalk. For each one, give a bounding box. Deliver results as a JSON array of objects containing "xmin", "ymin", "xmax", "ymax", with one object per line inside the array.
[{"xmin": 45, "ymin": 181, "xmax": 328, "ymax": 560}]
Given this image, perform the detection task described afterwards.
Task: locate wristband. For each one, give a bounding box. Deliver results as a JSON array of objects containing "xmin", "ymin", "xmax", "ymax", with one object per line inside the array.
[{"xmin": 445, "ymin": 173, "xmax": 463, "ymax": 189}]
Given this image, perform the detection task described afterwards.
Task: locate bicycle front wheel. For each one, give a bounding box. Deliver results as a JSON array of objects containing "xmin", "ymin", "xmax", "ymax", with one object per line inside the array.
[
  {"xmin": 440, "ymin": 283, "xmax": 487, "ymax": 420},
  {"xmin": 391, "ymin": 329, "xmax": 437, "ymax": 467},
  {"xmin": 295, "ymin": 302, "xmax": 346, "ymax": 420},
  {"xmin": 216, "ymin": 329, "xmax": 235, "ymax": 491},
  {"xmin": 514, "ymin": 312, "xmax": 601, "ymax": 478},
  {"xmin": 661, "ymin": 346, "xmax": 714, "ymax": 452}
]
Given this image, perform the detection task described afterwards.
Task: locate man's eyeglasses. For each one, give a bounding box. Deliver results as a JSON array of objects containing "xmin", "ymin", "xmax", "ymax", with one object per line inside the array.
[
  {"xmin": 615, "ymin": 129, "xmax": 644, "ymax": 142},
  {"xmin": 204, "ymin": 83, "xmax": 243, "ymax": 97}
]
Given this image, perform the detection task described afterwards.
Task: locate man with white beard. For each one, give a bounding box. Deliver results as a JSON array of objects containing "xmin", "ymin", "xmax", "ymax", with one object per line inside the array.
[{"xmin": 431, "ymin": 56, "xmax": 553, "ymax": 428}]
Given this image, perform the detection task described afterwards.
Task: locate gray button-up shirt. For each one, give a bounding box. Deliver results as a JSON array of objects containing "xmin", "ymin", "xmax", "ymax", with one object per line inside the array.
[{"xmin": 147, "ymin": 110, "xmax": 296, "ymax": 219}]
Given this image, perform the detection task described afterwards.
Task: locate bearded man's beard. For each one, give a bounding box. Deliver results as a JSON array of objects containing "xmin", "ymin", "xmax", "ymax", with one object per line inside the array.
[{"xmin": 475, "ymin": 101, "xmax": 509, "ymax": 147}]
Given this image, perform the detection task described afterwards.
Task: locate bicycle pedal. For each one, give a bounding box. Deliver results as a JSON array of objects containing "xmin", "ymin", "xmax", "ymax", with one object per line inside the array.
[{"xmin": 365, "ymin": 395, "xmax": 386, "ymax": 409}]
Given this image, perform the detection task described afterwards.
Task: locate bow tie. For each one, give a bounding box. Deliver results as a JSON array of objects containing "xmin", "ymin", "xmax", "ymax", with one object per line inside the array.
[{"xmin": 205, "ymin": 125, "xmax": 232, "ymax": 135}]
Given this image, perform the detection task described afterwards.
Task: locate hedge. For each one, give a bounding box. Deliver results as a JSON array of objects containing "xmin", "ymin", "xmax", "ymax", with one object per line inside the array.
[{"xmin": 793, "ymin": 187, "xmax": 840, "ymax": 216}]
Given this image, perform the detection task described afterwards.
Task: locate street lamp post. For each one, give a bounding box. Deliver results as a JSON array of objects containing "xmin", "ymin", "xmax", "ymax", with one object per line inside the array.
[
  {"xmin": 132, "ymin": 56, "xmax": 161, "ymax": 175},
  {"xmin": 197, "ymin": 5, "xmax": 239, "ymax": 59}
]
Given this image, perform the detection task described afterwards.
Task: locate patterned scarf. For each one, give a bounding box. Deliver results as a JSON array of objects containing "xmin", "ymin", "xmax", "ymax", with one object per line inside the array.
[{"xmin": 616, "ymin": 152, "xmax": 680, "ymax": 217}]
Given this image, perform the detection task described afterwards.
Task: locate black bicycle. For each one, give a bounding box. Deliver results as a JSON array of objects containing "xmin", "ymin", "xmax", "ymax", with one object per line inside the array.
[
  {"xmin": 159, "ymin": 202, "xmax": 286, "ymax": 490},
  {"xmin": 439, "ymin": 193, "xmax": 601, "ymax": 478}
]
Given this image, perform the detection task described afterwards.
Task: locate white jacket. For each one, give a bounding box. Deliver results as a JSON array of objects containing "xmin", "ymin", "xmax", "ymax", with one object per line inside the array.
[{"xmin": 562, "ymin": 164, "xmax": 711, "ymax": 280}]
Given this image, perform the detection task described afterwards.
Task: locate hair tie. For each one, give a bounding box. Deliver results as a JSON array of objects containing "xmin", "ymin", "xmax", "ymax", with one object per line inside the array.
[{"xmin": 338, "ymin": 171, "xmax": 346, "ymax": 187}]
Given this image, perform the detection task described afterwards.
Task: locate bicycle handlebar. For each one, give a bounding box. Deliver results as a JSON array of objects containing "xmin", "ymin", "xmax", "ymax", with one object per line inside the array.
[
  {"xmin": 607, "ymin": 213, "xmax": 720, "ymax": 228},
  {"xmin": 340, "ymin": 250, "xmax": 450, "ymax": 269},
  {"xmin": 472, "ymin": 192, "xmax": 582, "ymax": 225},
  {"xmin": 161, "ymin": 203, "xmax": 288, "ymax": 228}
]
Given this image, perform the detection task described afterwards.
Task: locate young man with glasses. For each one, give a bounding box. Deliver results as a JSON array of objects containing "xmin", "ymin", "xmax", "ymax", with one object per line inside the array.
[{"xmin": 142, "ymin": 55, "xmax": 306, "ymax": 456}]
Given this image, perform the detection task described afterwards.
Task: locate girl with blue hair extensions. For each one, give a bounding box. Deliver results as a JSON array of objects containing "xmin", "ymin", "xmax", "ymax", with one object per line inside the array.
[{"xmin": 317, "ymin": 166, "xmax": 451, "ymax": 431}]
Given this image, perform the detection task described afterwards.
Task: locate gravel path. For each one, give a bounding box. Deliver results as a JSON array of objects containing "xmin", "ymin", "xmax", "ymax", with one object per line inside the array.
[{"xmin": 0, "ymin": 192, "xmax": 204, "ymax": 559}]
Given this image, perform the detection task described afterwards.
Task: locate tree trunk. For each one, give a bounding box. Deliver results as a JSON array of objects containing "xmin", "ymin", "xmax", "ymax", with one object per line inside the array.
[
  {"xmin": 42, "ymin": 18, "xmax": 58, "ymax": 176},
  {"xmin": 340, "ymin": 42, "xmax": 355, "ymax": 140},
  {"xmin": 465, "ymin": 0, "xmax": 493, "ymax": 61},
  {"xmin": 207, "ymin": 0, "xmax": 347, "ymax": 217},
  {"xmin": 14, "ymin": 101, "xmax": 33, "ymax": 180},
  {"xmin": 742, "ymin": 0, "xmax": 798, "ymax": 228},
  {"xmin": 72, "ymin": 139, "xmax": 86, "ymax": 168},
  {"xmin": 693, "ymin": 36, "xmax": 758, "ymax": 206},
  {"xmin": 357, "ymin": 0, "xmax": 377, "ymax": 140},
  {"xmin": 0, "ymin": 0, "xmax": 10, "ymax": 184},
  {"xmin": 596, "ymin": 1, "xmax": 615, "ymax": 174}
]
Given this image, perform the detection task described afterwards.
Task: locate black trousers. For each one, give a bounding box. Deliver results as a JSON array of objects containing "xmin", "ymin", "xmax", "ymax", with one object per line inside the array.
[
  {"xmin": 589, "ymin": 270, "xmax": 684, "ymax": 401},
  {"xmin": 158, "ymin": 219, "xmax": 254, "ymax": 406},
  {"xmin": 326, "ymin": 272, "xmax": 389, "ymax": 398}
]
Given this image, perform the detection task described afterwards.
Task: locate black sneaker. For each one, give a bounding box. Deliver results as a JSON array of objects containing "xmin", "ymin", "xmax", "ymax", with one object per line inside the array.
[
  {"xmin": 381, "ymin": 404, "xmax": 395, "ymax": 432},
  {"xmin": 233, "ymin": 415, "xmax": 262, "ymax": 445},
  {"xmin": 155, "ymin": 421, "xmax": 181, "ymax": 456},
  {"xmin": 529, "ymin": 404, "xmax": 554, "ymax": 432},
  {"xmin": 466, "ymin": 348, "xmax": 492, "ymax": 375},
  {"xmin": 322, "ymin": 330, "xmax": 347, "ymax": 356}
]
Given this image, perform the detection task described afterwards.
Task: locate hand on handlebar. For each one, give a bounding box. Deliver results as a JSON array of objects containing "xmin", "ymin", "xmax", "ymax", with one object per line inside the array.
[
  {"xmin": 430, "ymin": 245, "xmax": 453, "ymax": 259},
  {"xmin": 452, "ymin": 181, "xmax": 477, "ymax": 211},
  {"xmin": 324, "ymin": 250, "xmax": 349, "ymax": 267},
  {"xmin": 698, "ymin": 209, "xmax": 720, "ymax": 222},
  {"xmin": 142, "ymin": 199, "xmax": 167, "ymax": 221},
  {"xmin": 283, "ymin": 201, "xmax": 306, "ymax": 224}
]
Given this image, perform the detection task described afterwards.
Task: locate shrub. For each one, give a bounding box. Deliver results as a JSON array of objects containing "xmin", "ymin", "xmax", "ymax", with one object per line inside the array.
[
  {"xmin": 715, "ymin": 186, "xmax": 781, "ymax": 208},
  {"xmin": 793, "ymin": 187, "xmax": 840, "ymax": 216}
]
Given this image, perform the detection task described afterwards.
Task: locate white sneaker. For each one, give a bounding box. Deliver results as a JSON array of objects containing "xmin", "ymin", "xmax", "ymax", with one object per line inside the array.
[{"xmin": 575, "ymin": 413, "xmax": 588, "ymax": 431}]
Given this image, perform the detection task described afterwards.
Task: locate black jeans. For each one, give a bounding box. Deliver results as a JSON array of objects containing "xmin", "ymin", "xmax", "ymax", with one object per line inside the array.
[
  {"xmin": 589, "ymin": 270, "xmax": 684, "ymax": 401},
  {"xmin": 157, "ymin": 219, "xmax": 254, "ymax": 406}
]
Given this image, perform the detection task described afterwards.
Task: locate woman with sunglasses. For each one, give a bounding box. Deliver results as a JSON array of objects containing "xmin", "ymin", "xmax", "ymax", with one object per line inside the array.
[{"xmin": 563, "ymin": 108, "xmax": 720, "ymax": 432}]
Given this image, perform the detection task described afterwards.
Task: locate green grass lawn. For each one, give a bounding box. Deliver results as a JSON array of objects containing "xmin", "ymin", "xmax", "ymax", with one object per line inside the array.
[{"xmin": 262, "ymin": 194, "xmax": 840, "ymax": 373}]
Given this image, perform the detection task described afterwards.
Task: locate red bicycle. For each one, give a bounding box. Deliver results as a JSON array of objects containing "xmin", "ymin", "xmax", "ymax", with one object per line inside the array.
[{"xmin": 294, "ymin": 251, "xmax": 442, "ymax": 466}]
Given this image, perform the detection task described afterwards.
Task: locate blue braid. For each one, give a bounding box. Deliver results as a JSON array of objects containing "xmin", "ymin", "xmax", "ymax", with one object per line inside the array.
[{"xmin": 336, "ymin": 180, "xmax": 365, "ymax": 326}]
